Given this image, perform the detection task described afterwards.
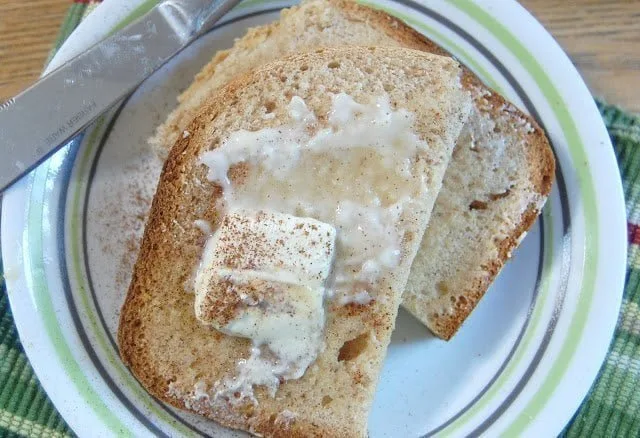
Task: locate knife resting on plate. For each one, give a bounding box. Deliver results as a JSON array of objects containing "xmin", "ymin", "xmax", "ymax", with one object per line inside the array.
[{"xmin": 0, "ymin": 0, "xmax": 241, "ymax": 193}]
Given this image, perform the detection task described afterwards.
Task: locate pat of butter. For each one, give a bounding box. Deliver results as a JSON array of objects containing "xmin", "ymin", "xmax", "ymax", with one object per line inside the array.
[
  {"xmin": 195, "ymin": 209, "xmax": 336, "ymax": 302},
  {"xmin": 194, "ymin": 209, "xmax": 336, "ymax": 389}
]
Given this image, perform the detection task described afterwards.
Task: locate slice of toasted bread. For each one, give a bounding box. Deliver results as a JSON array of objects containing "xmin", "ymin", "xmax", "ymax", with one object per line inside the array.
[
  {"xmin": 402, "ymin": 90, "xmax": 554, "ymax": 338},
  {"xmin": 149, "ymin": 0, "xmax": 555, "ymax": 340},
  {"xmin": 119, "ymin": 46, "xmax": 471, "ymax": 437}
]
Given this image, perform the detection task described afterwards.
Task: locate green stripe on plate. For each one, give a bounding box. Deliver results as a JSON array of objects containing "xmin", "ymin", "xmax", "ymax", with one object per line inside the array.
[
  {"xmin": 359, "ymin": 0, "xmax": 504, "ymax": 94},
  {"xmin": 26, "ymin": 159, "xmax": 129, "ymax": 435},
  {"xmin": 449, "ymin": 0, "xmax": 599, "ymax": 435},
  {"xmin": 69, "ymin": 117, "xmax": 199, "ymax": 437}
]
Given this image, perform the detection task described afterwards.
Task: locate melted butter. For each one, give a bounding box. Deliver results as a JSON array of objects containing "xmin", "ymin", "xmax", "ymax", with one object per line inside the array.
[
  {"xmin": 198, "ymin": 94, "xmax": 429, "ymax": 401},
  {"xmin": 200, "ymin": 93, "xmax": 425, "ymax": 201},
  {"xmin": 200, "ymin": 94, "xmax": 428, "ymax": 304},
  {"xmin": 194, "ymin": 210, "xmax": 334, "ymax": 402},
  {"xmin": 219, "ymin": 282, "xmax": 325, "ymax": 401}
]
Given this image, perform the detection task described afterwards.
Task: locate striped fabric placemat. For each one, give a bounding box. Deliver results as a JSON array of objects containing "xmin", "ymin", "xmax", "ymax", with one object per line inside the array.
[{"xmin": 1, "ymin": 1, "xmax": 639, "ymax": 436}]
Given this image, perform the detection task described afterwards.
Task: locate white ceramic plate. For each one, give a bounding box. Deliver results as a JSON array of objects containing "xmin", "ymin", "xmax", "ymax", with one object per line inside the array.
[{"xmin": 1, "ymin": 0, "xmax": 626, "ymax": 436}]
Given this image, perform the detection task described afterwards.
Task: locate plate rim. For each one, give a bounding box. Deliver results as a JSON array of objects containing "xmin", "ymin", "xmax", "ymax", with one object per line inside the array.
[{"xmin": 1, "ymin": 0, "xmax": 626, "ymax": 436}]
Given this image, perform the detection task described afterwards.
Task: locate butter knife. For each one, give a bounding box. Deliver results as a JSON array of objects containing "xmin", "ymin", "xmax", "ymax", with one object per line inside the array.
[{"xmin": 0, "ymin": 0, "xmax": 241, "ymax": 192}]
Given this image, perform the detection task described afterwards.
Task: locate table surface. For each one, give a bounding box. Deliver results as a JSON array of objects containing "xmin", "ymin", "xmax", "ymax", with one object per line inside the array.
[{"xmin": 0, "ymin": 0, "xmax": 639, "ymax": 112}]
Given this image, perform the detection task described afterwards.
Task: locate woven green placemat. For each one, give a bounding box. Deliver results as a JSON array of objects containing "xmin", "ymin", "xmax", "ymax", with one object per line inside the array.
[{"xmin": 1, "ymin": 2, "xmax": 639, "ymax": 436}]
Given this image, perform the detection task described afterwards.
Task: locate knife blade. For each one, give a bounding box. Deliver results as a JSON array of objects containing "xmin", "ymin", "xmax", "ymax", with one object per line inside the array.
[{"xmin": 0, "ymin": 0, "xmax": 241, "ymax": 192}]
